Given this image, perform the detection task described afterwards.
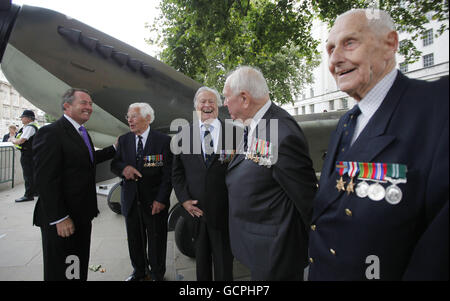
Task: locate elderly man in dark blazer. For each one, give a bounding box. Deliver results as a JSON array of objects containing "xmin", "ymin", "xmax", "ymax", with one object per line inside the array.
[
  {"xmin": 111, "ymin": 102, "xmax": 172, "ymax": 281},
  {"xmin": 172, "ymin": 86, "xmax": 235, "ymax": 281},
  {"xmin": 33, "ymin": 88, "xmax": 116, "ymax": 281},
  {"xmin": 222, "ymin": 66, "xmax": 318, "ymax": 280},
  {"xmin": 308, "ymin": 9, "xmax": 449, "ymax": 280}
]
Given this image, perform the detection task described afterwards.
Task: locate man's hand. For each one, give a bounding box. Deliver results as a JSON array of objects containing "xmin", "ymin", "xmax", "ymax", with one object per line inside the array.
[
  {"xmin": 122, "ymin": 165, "xmax": 142, "ymax": 181},
  {"xmin": 56, "ymin": 218, "xmax": 75, "ymax": 238},
  {"xmin": 182, "ymin": 200, "xmax": 203, "ymax": 218},
  {"xmin": 11, "ymin": 137, "xmax": 26, "ymax": 146},
  {"xmin": 151, "ymin": 201, "xmax": 166, "ymax": 215}
]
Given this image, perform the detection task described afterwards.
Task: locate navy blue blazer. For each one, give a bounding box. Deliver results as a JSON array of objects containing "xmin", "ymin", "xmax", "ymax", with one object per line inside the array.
[
  {"xmin": 308, "ymin": 72, "xmax": 449, "ymax": 280},
  {"xmin": 111, "ymin": 129, "xmax": 172, "ymax": 218}
]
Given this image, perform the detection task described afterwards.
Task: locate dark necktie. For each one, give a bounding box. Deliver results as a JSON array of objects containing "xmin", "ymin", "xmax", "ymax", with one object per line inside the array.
[
  {"xmin": 337, "ymin": 105, "xmax": 361, "ymax": 159},
  {"xmin": 243, "ymin": 126, "xmax": 249, "ymax": 152},
  {"xmin": 203, "ymin": 125, "xmax": 214, "ymax": 164},
  {"xmin": 79, "ymin": 126, "xmax": 93, "ymax": 162},
  {"xmin": 136, "ymin": 135, "xmax": 144, "ymax": 169}
]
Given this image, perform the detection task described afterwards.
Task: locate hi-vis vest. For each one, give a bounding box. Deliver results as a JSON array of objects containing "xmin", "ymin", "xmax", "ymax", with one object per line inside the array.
[{"xmin": 15, "ymin": 122, "xmax": 39, "ymax": 152}]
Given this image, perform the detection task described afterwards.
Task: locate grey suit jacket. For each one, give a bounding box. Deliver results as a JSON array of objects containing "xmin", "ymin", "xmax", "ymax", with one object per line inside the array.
[{"xmin": 226, "ymin": 102, "xmax": 317, "ymax": 280}]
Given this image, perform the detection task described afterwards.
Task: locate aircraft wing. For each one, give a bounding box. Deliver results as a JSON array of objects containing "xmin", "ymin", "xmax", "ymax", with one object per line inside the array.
[
  {"xmin": 0, "ymin": 2, "xmax": 341, "ymax": 176},
  {"xmin": 0, "ymin": 2, "xmax": 230, "ymax": 147}
]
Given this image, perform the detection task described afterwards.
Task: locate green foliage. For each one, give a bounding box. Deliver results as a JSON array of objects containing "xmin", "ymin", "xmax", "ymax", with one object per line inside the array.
[
  {"xmin": 313, "ymin": 0, "xmax": 449, "ymax": 64},
  {"xmin": 44, "ymin": 113, "xmax": 57, "ymax": 123},
  {"xmin": 147, "ymin": 0, "xmax": 320, "ymax": 105},
  {"xmin": 147, "ymin": 0, "xmax": 449, "ymax": 104}
]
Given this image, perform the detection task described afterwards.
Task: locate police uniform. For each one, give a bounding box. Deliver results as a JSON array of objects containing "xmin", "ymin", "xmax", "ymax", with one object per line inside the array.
[
  {"xmin": 308, "ymin": 71, "xmax": 449, "ymax": 280},
  {"xmin": 15, "ymin": 110, "xmax": 39, "ymax": 202}
]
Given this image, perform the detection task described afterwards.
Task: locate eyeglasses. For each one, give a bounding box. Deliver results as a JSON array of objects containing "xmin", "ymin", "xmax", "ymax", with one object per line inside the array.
[{"xmin": 125, "ymin": 114, "xmax": 141, "ymax": 120}]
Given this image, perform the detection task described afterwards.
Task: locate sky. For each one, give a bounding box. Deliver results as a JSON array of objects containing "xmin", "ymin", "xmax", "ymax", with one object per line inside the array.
[{"xmin": 11, "ymin": 0, "xmax": 162, "ymax": 57}]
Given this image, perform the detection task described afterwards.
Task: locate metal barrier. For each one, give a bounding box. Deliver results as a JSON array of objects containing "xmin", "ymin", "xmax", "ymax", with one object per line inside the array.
[{"xmin": 0, "ymin": 144, "xmax": 15, "ymax": 188}]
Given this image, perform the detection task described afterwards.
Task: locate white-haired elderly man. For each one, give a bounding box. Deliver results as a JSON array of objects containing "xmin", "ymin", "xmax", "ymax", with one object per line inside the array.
[
  {"xmin": 111, "ymin": 102, "xmax": 172, "ymax": 281},
  {"xmin": 223, "ymin": 66, "xmax": 318, "ymax": 280},
  {"xmin": 172, "ymin": 86, "xmax": 235, "ymax": 281},
  {"xmin": 308, "ymin": 9, "xmax": 448, "ymax": 280}
]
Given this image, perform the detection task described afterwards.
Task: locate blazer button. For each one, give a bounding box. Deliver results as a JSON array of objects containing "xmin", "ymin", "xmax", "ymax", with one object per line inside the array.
[
  {"xmin": 345, "ymin": 209, "xmax": 352, "ymax": 216},
  {"xmin": 311, "ymin": 224, "xmax": 316, "ymax": 231},
  {"xmin": 330, "ymin": 248, "xmax": 336, "ymax": 256}
]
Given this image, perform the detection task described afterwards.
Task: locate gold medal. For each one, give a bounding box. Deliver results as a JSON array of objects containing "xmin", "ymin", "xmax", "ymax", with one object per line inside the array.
[
  {"xmin": 346, "ymin": 177, "xmax": 355, "ymax": 194},
  {"xmin": 336, "ymin": 176, "xmax": 346, "ymax": 192}
]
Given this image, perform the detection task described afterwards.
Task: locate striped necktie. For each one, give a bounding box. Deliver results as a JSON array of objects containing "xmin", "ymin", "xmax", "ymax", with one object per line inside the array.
[
  {"xmin": 203, "ymin": 124, "xmax": 214, "ymax": 164},
  {"xmin": 136, "ymin": 135, "xmax": 144, "ymax": 170},
  {"xmin": 337, "ymin": 105, "xmax": 361, "ymax": 159}
]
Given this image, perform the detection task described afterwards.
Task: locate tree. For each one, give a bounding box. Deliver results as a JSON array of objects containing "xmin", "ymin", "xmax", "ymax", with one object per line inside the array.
[
  {"xmin": 44, "ymin": 113, "xmax": 57, "ymax": 123},
  {"xmin": 147, "ymin": 0, "xmax": 320, "ymax": 105},
  {"xmin": 147, "ymin": 0, "xmax": 449, "ymax": 104},
  {"xmin": 312, "ymin": 0, "xmax": 449, "ymax": 64}
]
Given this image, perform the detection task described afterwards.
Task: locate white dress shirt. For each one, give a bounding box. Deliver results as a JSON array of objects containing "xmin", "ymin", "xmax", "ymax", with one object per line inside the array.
[
  {"xmin": 198, "ymin": 118, "xmax": 221, "ymax": 154},
  {"xmin": 351, "ymin": 68, "xmax": 398, "ymax": 145},
  {"xmin": 135, "ymin": 125, "xmax": 150, "ymax": 152},
  {"xmin": 248, "ymin": 99, "xmax": 271, "ymax": 139}
]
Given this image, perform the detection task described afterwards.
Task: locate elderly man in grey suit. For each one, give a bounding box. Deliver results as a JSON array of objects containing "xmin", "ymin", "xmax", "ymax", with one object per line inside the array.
[{"xmin": 223, "ymin": 66, "xmax": 318, "ymax": 280}]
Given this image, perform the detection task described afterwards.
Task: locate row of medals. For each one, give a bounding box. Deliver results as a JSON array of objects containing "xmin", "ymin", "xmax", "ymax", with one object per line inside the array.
[
  {"xmin": 245, "ymin": 152, "xmax": 272, "ymax": 168},
  {"xmin": 245, "ymin": 138, "xmax": 272, "ymax": 168},
  {"xmin": 336, "ymin": 176, "xmax": 404, "ymax": 205},
  {"xmin": 144, "ymin": 161, "xmax": 163, "ymax": 167}
]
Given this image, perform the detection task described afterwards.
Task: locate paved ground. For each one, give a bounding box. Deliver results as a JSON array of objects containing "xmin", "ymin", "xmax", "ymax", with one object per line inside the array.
[{"xmin": 0, "ymin": 179, "xmax": 250, "ymax": 281}]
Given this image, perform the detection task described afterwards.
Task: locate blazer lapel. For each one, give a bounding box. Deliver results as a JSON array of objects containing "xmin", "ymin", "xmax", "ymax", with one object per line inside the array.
[
  {"xmin": 227, "ymin": 130, "xmax": 245, "ymax": 171},
  {"xmin": 188, "ymin": 122, "xmax": 206, "ymax": 168},
  {"xmin": 342, "ymin": 72, "xmax": 408, "ymax": 162},
  {"xmin": 60, "ymin": 117, "xmax": 92, "ymax": 164},
  {"xmin": 313, "ymin": 72, "xmax": 409, "ymax": 221},
  {"xmin": 206, "ymin": 119, "xmax": 227, "ymax": 168},
  {"xmin": 228, "ymin": 104, "xmax": 275, "ymax": 171},
  {"xmin": 144, "ymin": 129, "xmax": 153, "ymax": 155},
  {"xmin": 126, "ymin": 132, "xmax": 137, "ymax": 166}
]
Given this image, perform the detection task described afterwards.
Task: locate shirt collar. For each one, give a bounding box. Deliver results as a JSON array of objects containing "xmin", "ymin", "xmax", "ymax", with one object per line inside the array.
[
  {"xmin": 249, "ymin": 99, "xmax": 271, "ymax": 133},
  {"xmin": 358, "ymin": 68, "xmax": 398, "ymax": 117},
  {"xmin": 136, "ymin": 125, "xmax": 150, "ymax": 140},
  {"xmin": 198, "ymin": 118, "xmax": 220, "ymax": 132},
  {"xmin": 64, "ymin": 114, "xmax": 83, "ymax": 132}
]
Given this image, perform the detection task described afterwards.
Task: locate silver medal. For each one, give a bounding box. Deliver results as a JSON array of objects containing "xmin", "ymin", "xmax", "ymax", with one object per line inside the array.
[
  {"xmin": 367, "ymin": 182, "xmax": 385, "ymax": 201},
  {"xmin": 355, "ymin": 181, "xmax": 369, "ymax": 198},
  {"xmin": 385, "ymin": 184, "xmax": 402, "ymax": 205}
]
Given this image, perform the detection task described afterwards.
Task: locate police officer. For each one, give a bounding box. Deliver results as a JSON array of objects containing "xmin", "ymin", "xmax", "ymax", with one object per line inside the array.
[{"xmin": 12, "ymin": 110, "xmax": 39, "ymax": 202}]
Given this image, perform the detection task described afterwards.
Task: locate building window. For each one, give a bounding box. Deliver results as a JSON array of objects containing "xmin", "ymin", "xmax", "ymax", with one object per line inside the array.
[
  {"xmin": 294, "ymin": 107, "xmax": 298, "ymax": 115},
  {"xmin": 399, "ymin": 62, "xmax": 408, "ymax": 73},
  {"xmin": 302, "ymin": 106, "xmax": 306, "ymax": 115},
  {"xmin": 341, "ymin": 98, "xmax": 348, "ymax": 110},
  {"xmin": 423, "ymin": 29, "xmax": 433, "ymax": 46},
  {"xmin": 310, "ymin": 88, "xmax": 314, "ymax": 98},
  {"xmin": 423, "ymin": 53, "xmax": 434, "ymax": 68},
  {"xmin": 329, "ymin": 100, "xmax": 335, "ymax": 111},
  {"xmin": 309, "ymin": 104, "xmax": 314, "ymax": 114}
]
